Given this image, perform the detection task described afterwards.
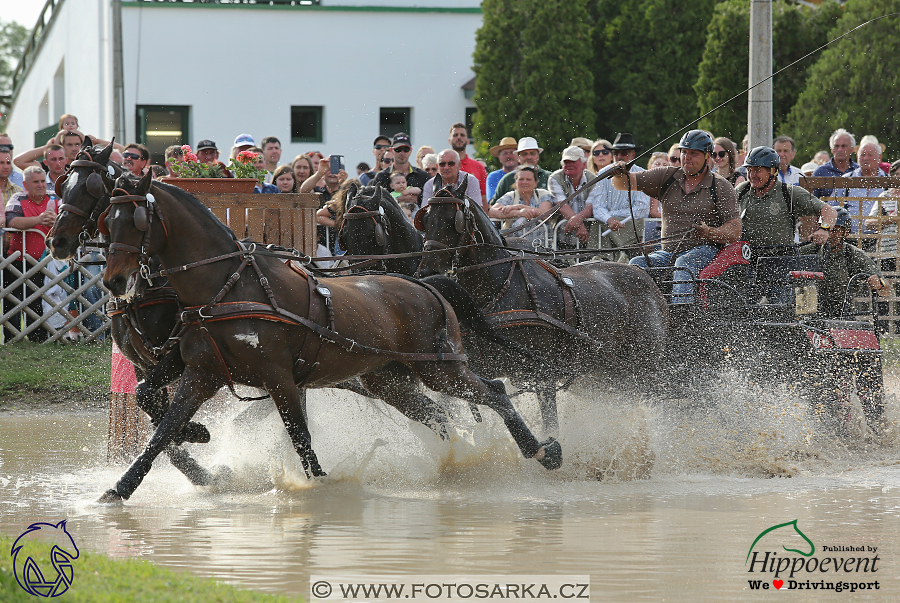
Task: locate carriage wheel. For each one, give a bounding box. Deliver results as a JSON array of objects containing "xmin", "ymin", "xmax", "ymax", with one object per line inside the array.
[{"xmin": 809, "ymin": 353, "xmax": 885, "ymax": 439}]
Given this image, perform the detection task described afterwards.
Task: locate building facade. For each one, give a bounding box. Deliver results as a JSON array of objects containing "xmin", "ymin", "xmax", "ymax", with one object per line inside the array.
[{"xmin": 7, "ymin": 0, "xmax": 482, "ymax": 167}]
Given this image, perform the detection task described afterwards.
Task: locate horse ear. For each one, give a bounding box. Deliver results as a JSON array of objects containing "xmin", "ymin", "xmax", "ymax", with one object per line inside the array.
[
  {"xmin": 348, "ymin": 182, "xmax": 360, "ymax": 203},
  {"xmin": 97, "ymin": 140, "xmax": 114, "ymax": 164},
  {"xmin": 81, "ymin": 136, "xmax": 93, "ymax": 150},
  {"xmin": 137, "ymin": 169, "xmax": 153, "ymax": 195}
]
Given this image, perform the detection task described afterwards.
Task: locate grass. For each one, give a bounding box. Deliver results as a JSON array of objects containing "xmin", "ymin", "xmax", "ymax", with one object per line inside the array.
[
  {"xmin": 0, "ymin": 535, "xmax": 302, "ymax": 603},
  {"xmin": 0, "ymin": 341, "xmax": 112, "ymax": 407}
]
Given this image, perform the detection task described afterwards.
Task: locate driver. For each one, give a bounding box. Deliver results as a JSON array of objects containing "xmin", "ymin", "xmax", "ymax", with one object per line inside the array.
[
  {"xmin": 612, "ymin": 129, "xmax": 741, "ymax": 306},
  {"xmin": 798, "ymin": 208, "xmax": 888, "ymax": 318}
]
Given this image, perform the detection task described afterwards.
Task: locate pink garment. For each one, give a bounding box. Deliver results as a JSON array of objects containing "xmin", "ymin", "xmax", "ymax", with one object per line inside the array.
[{"xmin": 110, "ymin": 341, "xmax": 137, "ymax": 394}]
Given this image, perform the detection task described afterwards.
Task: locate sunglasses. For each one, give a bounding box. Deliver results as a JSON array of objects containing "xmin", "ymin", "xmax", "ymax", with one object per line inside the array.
[
  {"xmin": 0, "ymin": 144, "xmax": 13, "ymax": 152},
  {"xmin": 393, "ymin": 146, "xmax": 411, "ymax": 153},
  {"xmin": 426, "ymin": 167, "xmax": 438, "ymax": 173},
  {"xmin": 592, "ymin": 149, "xmax": 611, "ymax": 156},
  {"xmin": 713, "ymin": 151, "xmax": 729, "ymax": 159},
  {"xmin": 439, "ymin": 161, "xmax": 457, "ymax": 167},
  {"xmin": 382, "ymin": 157, "xmax": 394, "ymax": 163},
  {"xmin": 375, "ymin": 144, "xmax": 390, "ymax": 149},
  {"xmin": 669, "ymin": 156, "xmax": 681, "ymax": 163},
  {"xmin": 123, "ymin": 152, "xmax": 143, "ymax": 160}
]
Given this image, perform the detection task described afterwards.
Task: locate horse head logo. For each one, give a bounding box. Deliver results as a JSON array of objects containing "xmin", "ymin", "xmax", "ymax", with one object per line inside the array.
[
  {"xmin": 11, "ymin": 520, "xmax": 80, "ymax": 597},
  {"xmin": 746, "ymin": 519, "xmax": 815, "ymax": 563}
]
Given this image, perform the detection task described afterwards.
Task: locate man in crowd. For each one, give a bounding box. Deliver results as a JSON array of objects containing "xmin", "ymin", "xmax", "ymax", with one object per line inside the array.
[
  {"xmin": 421, "ymin": 149, "xmax": 482, "ymax": 210},
  {"xmin": 813, "ymin": 128, "xmax": 858, "ymax": 198},
  {"xmin": 372, "ymin": 132, "xmax": 428, "ymax": 207},
  {"xmin": 842, "ymin": 140, "xmax": 887, "ymax": 239},
  {"xmin": 486, "ymin": 137, "xmax": 518, "ymax": 201},
  {"xmin": 590, "ymin": 133, "xmax": 651, "ymax": 261},
  {"xmin": 773, "ymin": 135, "xmax": 803, "ymax": 185},
  {"xmin": 4, "ymin": 166, "xmax": 59, "ymax": 342},
  {"xmin": 0, "ymin": 149, "xmax": 22, "ymax": 206},
  {"xmin": 261, "ymin": 136, "xmax": 282, "ymax": 183},
  {"xmin": 449, "ymin": 122, "xmax": 486, "ymax": 204},
  {"xmin": 616, "ymin": 130, "xmax": 741, "ymax": 306},
  {"xmin": 360, "ymin": 136, "xmax": 391, "ymax": 186},
  {"xmin": 547, "ymin": 146, "xmax": 596, "ymax": 246},
  {"xmin": 42, "ymin": 144, "xmax": 67, "ymax": 196},
  {"xmin": 491, "ymin": 137, "xmax": 552, "ymax": 202},
  {"xmin": 164, "ymin": 145, "xmax": 184, "ymax": 177},
  {"xmin": 122, "ymin": 143, "xmax": 150, "ymax": 177},
  {"xmin": 0, "ymin": 134, "xmax": 23, "ymax": 188}
]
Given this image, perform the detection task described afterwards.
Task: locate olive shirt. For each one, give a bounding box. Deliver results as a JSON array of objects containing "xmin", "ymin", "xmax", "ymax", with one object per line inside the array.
[
  {"xmin": 797, "ymin": 241, "xmax": 880, "ymax": 317},
  {"xmin": 735, "ymin": 181, "xmax": 826, "ymax": 247},
  {"xmin": 490, "ymin": 166, "xmax": 553, "ymax": 203},
  {"xmin": 633, "ymin": 166, "xmax": 740, "ymax": 252}
]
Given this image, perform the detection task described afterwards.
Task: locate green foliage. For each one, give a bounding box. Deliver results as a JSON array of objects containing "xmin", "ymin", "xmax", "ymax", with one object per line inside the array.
[
  {"xmin": 0, "ymin": 341, "xmax": 111, "ymax": 401},
  {"xmin": 784, "ymin": 0, "xmax": 900, "ymax": 160},
  {"xmin": 0, "ymin": 19, "xmax": 28, "ymax": 128},
  {"xmin": 0, "ymin": 535, "xmax": 301, "ymax": 602},
  {"xmin": 472, "ymin": 0, "xmax": 595, "ymax": 164},
  {"xmin": 696, "ymin": 0, "xmax": 843, "ymax": 144}
]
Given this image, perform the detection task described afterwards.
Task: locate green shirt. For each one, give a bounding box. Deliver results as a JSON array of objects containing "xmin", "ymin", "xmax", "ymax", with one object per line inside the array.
[
  {"xmin": 797, "ymin": 241, "xmax": 880, "ymax": 317},
  {"xmin": 490, "ymin": 166, "xmax": 552, "ymax": 203},
  {"xmin": 736, "ymin": 181, "xmax": 826, "ymax": 248}
]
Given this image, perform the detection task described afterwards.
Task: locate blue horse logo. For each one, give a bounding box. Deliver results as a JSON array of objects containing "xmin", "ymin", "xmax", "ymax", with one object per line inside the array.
[
  {"xmin": 11, "ymin": 520, "xmax": 80, "ymax": 597},
  {"xmin": 747, "ymin": 519, "xmax": 815, "ymax": 563}
]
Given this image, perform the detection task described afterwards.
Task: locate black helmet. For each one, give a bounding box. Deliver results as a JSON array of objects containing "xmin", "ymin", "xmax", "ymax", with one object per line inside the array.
[
  {"xmin": 743, "ymin": 146, "xmax": 780, "ymax": 169},
  {"xmin": 834, "ymin": 208, "xmax": 852, "ymax": 230},
  {"xmin": 678, "ymin": 130, "xmax": 714, "ymax": 154}
]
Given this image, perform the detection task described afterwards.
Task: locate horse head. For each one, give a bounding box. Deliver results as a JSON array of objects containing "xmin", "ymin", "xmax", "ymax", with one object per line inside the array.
[
  {"xmin": 48, "ymin": 137, "xmax": 123, "ymax": 260},
  {"xmin": 415, "ymin": 179, "xmax": 487, "ymax": 275},
  {"xmin": 339, "ymin": 184, "xmax": 394, "ymax": 258},
  {"xmin": 101, "ymin": 170, "xmax": 164, "ymax": 297}
]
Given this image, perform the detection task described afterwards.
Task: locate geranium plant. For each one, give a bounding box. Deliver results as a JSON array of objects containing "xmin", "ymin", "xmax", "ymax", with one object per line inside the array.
[
  {"xmin": 167, "ymin": 145, "xmax": 224, "ymax": 178},
  {"xmin": 227, "ymin": 150, "xmax": 268, "ymax": 184}
]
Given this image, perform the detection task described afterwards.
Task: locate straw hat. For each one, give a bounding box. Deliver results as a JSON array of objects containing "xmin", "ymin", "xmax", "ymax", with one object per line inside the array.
[{"xmin": 489, "ymin": 137, "xmax": 518, "ymax": 157}]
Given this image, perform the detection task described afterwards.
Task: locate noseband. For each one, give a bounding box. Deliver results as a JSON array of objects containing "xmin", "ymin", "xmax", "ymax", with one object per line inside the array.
[{"xmin": 339, "ymin": 196, "xmax": 391, "ymax": 252}]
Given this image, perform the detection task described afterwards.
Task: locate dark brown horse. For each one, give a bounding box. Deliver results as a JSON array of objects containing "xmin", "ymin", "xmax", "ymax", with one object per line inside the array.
[
  {"xmin": 96, "ymin": 172, "xmax": 561, "ymax": 502},
  {"xmin": 416, "ymin": 183, "xmax": 670, "ymax": 432}
]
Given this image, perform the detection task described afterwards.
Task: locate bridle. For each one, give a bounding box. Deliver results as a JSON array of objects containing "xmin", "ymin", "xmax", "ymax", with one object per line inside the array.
[
  {"xmin": 52, "ymin": 149, "xmax": 118, "ymax": 241},
  {"xmin": 100, "ymin": 187, "xmax": 168, "ymax": 284},
  {"xmin": 339, "ymin": 193, "xmax": 391, "ymax": 254},
  {"xmin": 416, "ymin": 193, "xmax": 482, "ymax": 266}
]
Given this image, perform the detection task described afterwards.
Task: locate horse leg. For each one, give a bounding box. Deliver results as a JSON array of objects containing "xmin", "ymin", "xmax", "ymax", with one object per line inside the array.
[
  {"xmin": 135, "ymin": 350, "xmax": 210, "ymax": 445},
  {"xmin": 360, "ymin": 362, "xmax": 453, "ymax": 440},
  {"xmin": 535, "ymin": 382, "xmax": 559, "ymax": 437},
  {"xmin": 99, "ymin": 370, "xmax": 220, "ymax": 503},
  {"xmin": 413, "ymin": 362, "xmax": 562, "ymax": 470},
  {"xmin": 270, "ymin": 385, "xmax": 326, "ymax": 479}
]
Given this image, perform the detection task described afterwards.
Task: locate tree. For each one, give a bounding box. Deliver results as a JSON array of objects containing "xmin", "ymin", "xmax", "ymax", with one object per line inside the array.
[
  {"xmin": 784, "ymin": 0, "xmax": 900, "ymax": 160},
  {"xmin": 472, "ymin": 0, "xmax": 595, "ymax": 166},
  {"xmin": 695, "ymin": 0, "xmax": 843, "ymax": 144},
  {"xmin": 0, "ymin": 19, "xmax": 29, "ymax": 129}
]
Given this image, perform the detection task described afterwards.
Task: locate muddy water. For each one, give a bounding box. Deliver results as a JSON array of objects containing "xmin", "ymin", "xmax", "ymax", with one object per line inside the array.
[{"xmin": 2, "ymin": 380, "xmax": 900, "ymax": 602}]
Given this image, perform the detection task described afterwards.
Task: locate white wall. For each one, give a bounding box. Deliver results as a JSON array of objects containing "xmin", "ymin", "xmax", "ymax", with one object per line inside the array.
[{"xmin": 8, "ymin": 0, "xmax": 482, "ymax": 171}]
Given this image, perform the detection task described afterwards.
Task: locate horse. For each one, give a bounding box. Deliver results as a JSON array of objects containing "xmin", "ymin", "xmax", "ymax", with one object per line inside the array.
[
  {"xmin": 95, "ymin": 171, "xmax": 561, "ymax": 502},
  {"xmin": 415, "ymin": 182, "xmax": 670, "ymax": 433}
]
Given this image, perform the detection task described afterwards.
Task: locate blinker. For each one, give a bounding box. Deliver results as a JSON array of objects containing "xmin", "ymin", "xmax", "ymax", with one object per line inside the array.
[
  {"xmin": 86, "ymin": 172, "xmax": 105, "ymax": 199},
  {"xmin": 133, "ymin": 206, "xmax": 149, "ymax": 231}
]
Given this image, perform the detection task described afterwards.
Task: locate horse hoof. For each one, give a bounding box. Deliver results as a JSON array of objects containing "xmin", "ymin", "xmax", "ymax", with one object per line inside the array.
[
  {"xmin": 98, "ymin": 489, "xmax": 124, "ymax": 504},
  {"xmin": 537, "ymin": 438, "xmax": 562, "ymax": 470},
  {"xmin": 179, "ymin": 421, "xmax": 211, "ymax": 444}
]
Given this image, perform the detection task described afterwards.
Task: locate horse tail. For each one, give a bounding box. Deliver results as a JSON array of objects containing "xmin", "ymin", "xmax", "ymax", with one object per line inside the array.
[{"xmin": 420, "ymin": 275, "xmax": 538, "ymax": 362}]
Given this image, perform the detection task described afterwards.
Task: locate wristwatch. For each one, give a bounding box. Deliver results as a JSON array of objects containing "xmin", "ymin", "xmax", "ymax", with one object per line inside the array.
[{"xmin": 818, "ymin": 222, "xmax": 831, "ymax": 230}]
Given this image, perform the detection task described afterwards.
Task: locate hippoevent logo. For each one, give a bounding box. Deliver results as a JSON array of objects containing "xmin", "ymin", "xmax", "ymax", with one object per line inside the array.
[
  {"xmin": 746, "ymin": 519, "xmax": 880, "ymax": 593},
  {"xmin": 11, "ymin": 520, "xmax": 80, "ymax": 597}
]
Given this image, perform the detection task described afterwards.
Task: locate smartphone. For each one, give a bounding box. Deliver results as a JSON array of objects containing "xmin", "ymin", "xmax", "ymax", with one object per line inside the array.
[{"xmin": 329, "ymin": 154, "xmax": 345, "ymax": 174}]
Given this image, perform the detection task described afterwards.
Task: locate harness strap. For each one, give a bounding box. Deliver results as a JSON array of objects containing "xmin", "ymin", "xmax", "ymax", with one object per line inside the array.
[{"xmin": 484, "ymin": 309, "xmax": 599, "ymax": 349}]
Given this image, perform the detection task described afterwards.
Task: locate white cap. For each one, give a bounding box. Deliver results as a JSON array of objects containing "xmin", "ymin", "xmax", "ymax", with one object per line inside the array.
[{"xmin": 561, "ymin": 146, "xmax": 586, "ymax": 162}]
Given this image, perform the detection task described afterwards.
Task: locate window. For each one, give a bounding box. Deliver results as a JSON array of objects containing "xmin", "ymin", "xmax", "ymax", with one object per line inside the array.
[
  {"xmin": 136, "ymin": 105, "xmax": 190, "ymax": 165},
  {"xmin": 465, "ymin": 108, "xmax": 477, "ymax": 142},
  {"xmin": 380, "ymin": 107, "xmax": 410, "ymax": 138},
  {"xmin": 291, "ymin": 106, "xmax": 323, "ymax": 143}
]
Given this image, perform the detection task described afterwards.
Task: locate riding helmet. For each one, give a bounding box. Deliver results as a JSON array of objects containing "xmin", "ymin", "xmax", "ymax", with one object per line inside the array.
[
  {"xmin": 677, "ymin": 130, "xmax": 714, "ymax": 154},
  {"xmin": 743, "ymin": 146, "xmax": 780, "ymax": 169},
  {"xmin": 833, "ymin": 208, "xmax": 853, "ymax": 230}
]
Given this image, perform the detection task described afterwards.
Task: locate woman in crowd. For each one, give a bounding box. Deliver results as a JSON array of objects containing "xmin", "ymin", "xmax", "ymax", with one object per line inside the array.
[
  {"xmin": 668, "ymin": 143, "xmax": 682, "ymax": 168},
  {"xmin": 422, "ymin": 153, "xmax": 438, "ymax": 178},
  {"xmin": 273, "ymin": 165, "xmax": 297, "ymax": 193},
  {"xmin": 589, "ymin": 139, "xmax": 613, "ymax": 173},
  {"xmin": 488, "ymin": 166, "xmax": 553, "ymax": 242},
  {"xmin": 712, "ymin": 137, "xmax": 745, "ymax": 185},
  {"xmin": 415, "ymin": 146, "xmax": 436, "ymax": 169},
  {"xmin": 647, "ymin": 152, "xmax": 669, "ymax": 170},
  {"xmin": 292, "ymin": 155, "xmax": 314, "ymax": 187}
]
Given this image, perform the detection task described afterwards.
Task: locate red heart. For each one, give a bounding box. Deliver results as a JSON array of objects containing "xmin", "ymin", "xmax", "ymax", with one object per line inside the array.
[{"xmin": 773, "ymin": 580, "xmax": 783, "ymax": 589}]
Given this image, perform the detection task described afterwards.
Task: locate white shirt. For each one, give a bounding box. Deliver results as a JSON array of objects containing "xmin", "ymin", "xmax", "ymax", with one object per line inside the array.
[
  {"xmin": 421, "ymin": 170, "xmax": 482, "ymax": 208},
  {"xmin": 591, "ymin": 164, "xmax": 651, "ymax": 223},
  {"xmin": 778, "ymin": 165, "xmax": 803, "ymax": 185},
  {"xmin": 548, "ymin": 170, "xmax": 593, "ymax": 215}
]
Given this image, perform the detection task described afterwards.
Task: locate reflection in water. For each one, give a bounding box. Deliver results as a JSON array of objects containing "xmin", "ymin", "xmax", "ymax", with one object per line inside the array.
[{"xmin": 2, "ymin": 381, "xmax": 900, "ymax": 601}]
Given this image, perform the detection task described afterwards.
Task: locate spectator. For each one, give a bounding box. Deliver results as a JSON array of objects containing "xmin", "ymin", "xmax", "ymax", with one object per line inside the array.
[
  {"xmin": 273, "ymin": 165, "xmax": 297, "ymax": 193},
  {"xmin": 4, "ymin": 166, "xmax": 60, "ymax": 342},
  {"xmin": 486, "ymin": 137, "xmax": 518, "ymax": 201},
  {"xmin": 42, "ymin": 144, "xmax": 67, "ymax": 196},
  {"xmin": 668, "ymin": 143, "xmax": 682, "ymax": 170},
  {"xmin": 860, "ymin": 135, "xmax": 891, "ymax": 174},
  {"xmin": 800, "ymin": 161, "xmax": 819, "ymax": 176},
  {"xmin": 589, "ymin": 139, "xmax": 614, "ymax": 174},
  {"xmin": 231, "ymin": 133, "xmax": 255, "ymax": 162},
  {"xmin": 0, "ymin": 150, "xmax": 23, "ymax": 207},
  {"xmin": 865, "ymin": 160, "xmax": 900, "ymax": 274},
  {"xmin": 548, "ymin": 146, "xmax": 596, "ymax": 246},
  {"xmin": 620, "ymin": 130, "xmax": 741, "ymax": 306},
  {"xmin": 360, "ymin": 136, "xmax": 391, "ymax": 185},
  {"xmin": 307, "ymin": 151, "xmax": 325, "ymax": 172},
  {"xmin": 356, "ymin": 162, "xmax": 370, "ymax": 177},
  {"xmin": 737, "ymin": 134, "xmax": 750, "ymax": 167},
  {"xmin": 316, "ymin": 178, "xmax": 359, "ymax": 258},
  {"xmin": 813, "ymin": 150, "xmax": 830, "ymax": 166},
  {"xmin": 712, "ymin": 137, "xmax": 745, "ymax": 186},
  {"xmin": 421, "ymin": 149, "xmax": 482, "ymax": 209},
  {"xmin": 303, "ymin": 159, "xmax": 348, "ymax": 251},
  {"xmin": 58, "ymin": 113, "xmax": 79, "ymax": 133},
  {"xmin": 591, "ymin": 134, "xmax": 653, "ymax": 260},
  {"xmin": 839, "ymin": 140, "xmax": 886, "ymax": 240},
  {"xmin": 491, "ymin": 137, "xmax": 552, "ymax": 203},
  {"xmin": 150, "ymin": 165, "xmax": 168, "ymax": 179},
  {"xmin": 647, "ymin": 152, "xmax": 669, "ymax": 170},
  {"xmin": 371, "ymin": 133, "xmax": 428, "ymax": 207},
  {"xmin": 292, "ymin": 155, "xmax": 314, "ymax": 187},
  {"xmin": 164, "ymin": 145, "xmax": 184, "ymax": 177},
  {"xmin": 570, "ymin": 137, "xmax": 594, "ymax": 155},
  {"xmin": 415, "ymin": 145, "xmax": 436, "ymax": 169},
  {"xmin": 449, "ymin": 122, "xmax": 486, "ymax": 204},
  {"xmin": 260, "ymin": 136, "xmax": 282, "ymax": 183},
  {"xmin": 772, "ymin": 135, "xmax": 802, "ymax": 185},
  {"xmin": 0, "ymin": 134, "xmax": 23, "ymax": 188},
  {"xmin": 122, "ymin": 143, "xmax": 150, "ymax": 177},
  {"xmin": 489, "ymin": 166, "xmax": 553, "ymax": 243},
  {"xmin": 194, "ymin": 139, "xmax": 231, "ymax": 178},
  {"xmin": 422, "ymin": 153, "xmax": 438, "ymax": 178},
  {"xmin": 813, "ymin": 128, "xmax": 858, "ymax": 198},
  {"xmin": 389, "ymin": 171, "xmax": 408, "ymax": 199}
]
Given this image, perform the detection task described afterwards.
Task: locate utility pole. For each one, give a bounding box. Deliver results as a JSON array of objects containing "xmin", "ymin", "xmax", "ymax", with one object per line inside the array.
[
  {"xmin": 747, "ymin": 0, "xmax": 772, "ymax": 150},
  {"xmin": 112, "ymin": 0, "xmax": 126, "ymax": 143}
]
